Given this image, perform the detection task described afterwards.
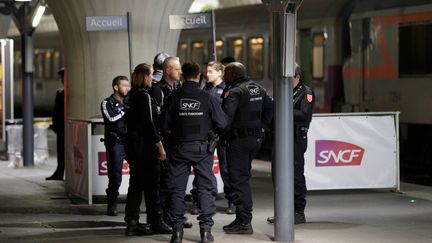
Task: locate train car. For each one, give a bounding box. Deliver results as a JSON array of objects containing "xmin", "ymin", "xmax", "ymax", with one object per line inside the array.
[
  {"xmin": 7, "ymin": 13, "xmax": 63, "ymax": 117},
  {"xmin": 178, "ymin": 0, "xmax": 432, "ymax": 176}
]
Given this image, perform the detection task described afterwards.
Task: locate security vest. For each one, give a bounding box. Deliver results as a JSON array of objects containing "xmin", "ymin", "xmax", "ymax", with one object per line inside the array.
[
  {"xmin": 170, "ymin": 86, "xmax": 212, "ymax": 142},
  {"xmin": 231, "ymin": 79, "xmax": 265, "ymax": 129}
]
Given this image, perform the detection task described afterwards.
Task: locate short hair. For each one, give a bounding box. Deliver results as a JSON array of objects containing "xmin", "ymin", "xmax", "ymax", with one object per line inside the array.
[
  {"xmin": 225, "ymin": 62, "xmax": 247, "ymax": 79},
  {"xmin": 131, "ymin": 63, "xmax": 152, "ymax": 88},
  {"xmin": 112, "ymin": 75, "xmax": 129, "ymax": 90},
  {"xmin": 207, "ymin": 61, "xmax": 225, "ymax": 77},
  {"xmin": 221, "ymin": 56, "xmax": 235, "ymax": 65},
  {"xmin": 153, "ymin": 52, "xmax": 170, "ymax": 70},
  {"xmin": 294, "ymin": 63, "xmax": 303, "ymax": 79},
  {"xmin": 182, "ymin": 62, "xmax": 201, "ymax": 80},
  {"xmin": 162, "ymin": 56, "xmax": 180, "ymax": 71}
]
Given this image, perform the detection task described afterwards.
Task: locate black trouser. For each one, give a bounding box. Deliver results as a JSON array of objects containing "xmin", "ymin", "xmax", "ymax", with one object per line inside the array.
[
  {"xmin": 226, "ymin": 135, "xmax": 261, "ymax": 224},
  {"xmin": 191, "ymin": 143, "xmax": 233, "ymax": 203},
  {"xmin": 270, "ymin": 134, "xmax": 308, "ymax": 214},
  {"xmin": 294, "ymin": 135, "xmax": 307, "ymax": 213},
  {"xmin": 125, "ymin": 154, "xmax": 162, "ymax": 225},
  {"xmin": 105, "ymin": 140, "xmax": 125, "ymax": 204},
  {"xmin": 168, "ymin": 142, "xmax": 217, "ymax": 231},
  {"xmin": 51, "ymin": 131, "xmax": 64, "ymax": 179}
]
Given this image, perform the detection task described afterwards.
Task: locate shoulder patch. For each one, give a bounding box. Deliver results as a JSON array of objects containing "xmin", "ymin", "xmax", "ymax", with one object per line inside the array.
[{"xmin": 307, "ymin": 94, "xmax": 313, "ymax": 103}]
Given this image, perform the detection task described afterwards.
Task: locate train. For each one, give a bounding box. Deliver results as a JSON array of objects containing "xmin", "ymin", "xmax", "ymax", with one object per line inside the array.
[{"xmin": 6, "ymin": 0, "xmax": 432, "ymax": 179}]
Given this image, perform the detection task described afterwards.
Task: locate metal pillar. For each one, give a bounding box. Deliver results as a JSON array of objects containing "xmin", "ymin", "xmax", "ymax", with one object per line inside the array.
[
  {"xmin": 22, "ymin": 32, "xmax": 34, "ymax": 167},
  {"xmin": 263, "ymin": 1, "xmax": 301, "ymax": 242}
]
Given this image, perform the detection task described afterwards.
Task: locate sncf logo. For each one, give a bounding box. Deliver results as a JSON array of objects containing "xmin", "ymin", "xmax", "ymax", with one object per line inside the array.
[
  {"xmin": 180, "ymin": 99, "xmax": 200, "ymax": 110},
  {"xmin": 316, "ymin": 140, "xmax": 364, "ymax": 167},
  {"xmin": 247, "ymin": 85, "xmax": 260, "ymax": 95}
]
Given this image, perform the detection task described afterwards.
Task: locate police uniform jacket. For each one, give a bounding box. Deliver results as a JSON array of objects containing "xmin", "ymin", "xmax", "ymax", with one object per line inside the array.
[
  {"xmin": 203, "ymin": 81, "xmax": 226, "ymax": 104},
  {"xmin": 163, "ymin": 81, "xmax": 227, "ymax": 143},
  {"xmin": 101, "ymin": 95, "xmax": 127, "ymax": 143},
  {"xmin": 52, "ymin": 88, "xmax": 64, "ymax": 134},
  {"xmin": 125, "ymin": 87, "xmax": 160, "ymax": 157},
  {"xmin": 222, "ymin": 77, "xmax": 273, "ymax": 132},
  {"xmin": 293, "ymin": 82, "xmax": 315, "ymax": 128}
]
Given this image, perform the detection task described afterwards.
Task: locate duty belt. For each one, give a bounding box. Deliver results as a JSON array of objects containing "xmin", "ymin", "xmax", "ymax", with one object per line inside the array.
[{"xmin": 232, "ymin": 128, "xmax": 261, "ymax": 138}]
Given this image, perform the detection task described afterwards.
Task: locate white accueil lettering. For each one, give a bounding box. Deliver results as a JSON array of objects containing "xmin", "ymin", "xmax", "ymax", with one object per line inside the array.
[
  {"xmin": 196, "ymin": 16, "xmax": 202, "ymax": 24},
  {"xmin": 91, "ymin": 19, "xmax": 97, "ymax": 27}
]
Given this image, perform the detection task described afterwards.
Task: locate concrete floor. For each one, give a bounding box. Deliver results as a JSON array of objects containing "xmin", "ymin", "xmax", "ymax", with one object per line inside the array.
[{"xmin": 1, "ymin": 154, "xmax": 432, "ymax": 243}]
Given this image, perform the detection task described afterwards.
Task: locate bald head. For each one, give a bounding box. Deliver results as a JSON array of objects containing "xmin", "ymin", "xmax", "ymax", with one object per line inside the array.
[{"xmin": 224, "ymin": 62, "xmax": 246, "ymax": 84}]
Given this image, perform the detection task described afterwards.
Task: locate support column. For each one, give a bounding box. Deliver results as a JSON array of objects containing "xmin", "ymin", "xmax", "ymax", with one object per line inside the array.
[{"xmin": 46, "ymin": 0, "xmax": 193, "ymax": 120}]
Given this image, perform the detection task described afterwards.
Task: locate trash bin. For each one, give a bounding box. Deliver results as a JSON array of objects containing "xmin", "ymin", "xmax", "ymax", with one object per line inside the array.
[
  {"xmin": 6, "ymin": 118, "xmax": 51, "ymax": 166},
  {"xmin": 6, "ymin": 124, "xmax": 23, "ymax": 167}
]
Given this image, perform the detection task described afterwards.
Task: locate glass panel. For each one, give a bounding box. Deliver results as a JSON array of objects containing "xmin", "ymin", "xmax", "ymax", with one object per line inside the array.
[
  {"xmin": 247, "ymin": 37, "xmax": 264, "ymax": 79},
  {"xmin": 207, "ymin": 40, "xmax": 224, "ymax": 62},
  {"xmin": 53, "ymin": 51, "xmax": 61, "ymax": 78},
  {"xmin": 191, "ymin": 41, "xmax": 205, "ymax": 65},
  {"xmin": 177, "ymin": 42, "xmax": 188, "ymax": 63},
  {"xmin": 312, "ymin": 34, "xmax": 325, "ymax": 79},
  {"xmin": 399, "ymin": 23, "xmax": 432, "ymax": 76},
  {"xmin": 227, "ymin": 38, "xmax": 243, "ymax": 63},
  {"xmin": 44, "ymin": 50, "xmax": 52, "ymax": 79}
]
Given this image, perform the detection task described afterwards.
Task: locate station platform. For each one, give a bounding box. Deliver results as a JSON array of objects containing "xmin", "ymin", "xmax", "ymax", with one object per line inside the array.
[{"xmin": 1, "ymin": 155, "xmax": 432, "ymax": 243}]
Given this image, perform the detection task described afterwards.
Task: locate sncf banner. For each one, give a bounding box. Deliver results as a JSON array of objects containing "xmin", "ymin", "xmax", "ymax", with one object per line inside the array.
[{"xmin": 305, "ymin": 113, "xmax": 399, "ymax": 190}]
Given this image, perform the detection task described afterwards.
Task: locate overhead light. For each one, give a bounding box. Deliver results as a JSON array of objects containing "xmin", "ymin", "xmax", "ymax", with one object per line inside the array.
[
  {"xmin": 31, "ymin": 2, "xmax": 46, "ymax": 28},
  {"xmin": 15, "ymin": 0, "xmax": 32, "ymax": 2}
]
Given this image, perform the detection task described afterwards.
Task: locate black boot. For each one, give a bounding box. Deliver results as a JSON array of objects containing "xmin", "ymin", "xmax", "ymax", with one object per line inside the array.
[
  {"xmin": 170, "ymin": 230, "xmax": 183, "ymax": 243},
  {"xmin": 107, "ymin": 202, "xmax": 118, "ymax": 216},
  {"xmin": 226, "ymin": 202, "xmax": 235, "ymax": 215},
  {"xmin": 267, "ymin": 216, "xmax": 274, "ymax": 224},
  {"xmin": 222, "ymin": 219, "xmax": 238, "ymax": 231},
  {"xmin": 223, "ymin": 222, "xmax": 253, "ymax": 234},
  {"xmin": 125, "ymin": 220, "xmax": 154, "ymax": 236},
  {"xmin": 151, "ymin": 220, "xmax": 172, "ymax": 234},
  {"xmin": 295, "ymin": 212, "xmax": 306, "ymax": 224},
  {"xmin": 190, "ymin": 201, "xmax": 200, "ymax": 215},
  {"xmin": 200, "ymin": 230, "xmax": 214, "ymax": 243}
]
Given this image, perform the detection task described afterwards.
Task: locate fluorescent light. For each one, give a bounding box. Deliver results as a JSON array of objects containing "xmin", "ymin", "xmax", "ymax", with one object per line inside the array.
[
  {"xmin": 15, "ymin": 0, "xmax": 32, "ymax": 2},
  {"xmin": 31, "ymin": 4, "xmax": 46, "ymax": 28}
]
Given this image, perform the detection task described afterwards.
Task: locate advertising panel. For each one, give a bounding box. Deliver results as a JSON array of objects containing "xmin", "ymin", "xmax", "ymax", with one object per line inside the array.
[{"xmin": 305, "ymin": 114, "xmax": 398, "ymax": 190}]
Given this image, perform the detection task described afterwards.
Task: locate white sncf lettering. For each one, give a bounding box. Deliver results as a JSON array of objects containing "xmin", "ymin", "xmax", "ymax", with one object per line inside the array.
[
  {"xmin": 180, "ymin": 99, "xmax": 201, "ymax": 110},
  {"xmin": 317, "ymin": 149, "xmax": 363, "ymax": 164},
  {"xmin": 247, "ymin": 85, "xmax": 260, "ymax": 95}
]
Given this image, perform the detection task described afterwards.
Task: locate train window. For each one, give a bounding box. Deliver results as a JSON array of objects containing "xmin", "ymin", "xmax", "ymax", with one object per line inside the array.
[
  {"xmin": 52, "ymin": 51, "xmax": 61, "ymax": 78},
  {"xmin": 191, "ymin": 41, "xmax": 205, "ymax": 65},
  {"xmin": 247, "ymin": 37, "xmax": 264, "ymax": 79},
  {"xmin": 399, "ymin": 23, "xmax": 432, "ymax": 76},
  {"xmin": 312, "ymin": 33, "xmax": 325, "ymax": 79},
  {"xmin": 207, "ymin": 40, "xmax": 224, "ymax": 62},
  {"xmin": 227, "ymin": 38, "xmax": 243, "ymax": 63},
  {"xmin": 177, "ymin": 42, "xmax": 188, "ymax": 63},
  {"xmin": 44, "ymin": 51, "xmax": 52, "ymax": 79},
  {"xmin": 34, "ymin": 50, "xmax": 43, "ymax": 79}
]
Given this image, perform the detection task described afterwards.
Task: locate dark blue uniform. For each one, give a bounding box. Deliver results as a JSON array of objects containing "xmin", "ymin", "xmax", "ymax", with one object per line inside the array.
[
  {"xmin": 222, "ymin": 77, "xmax": 273, "ymax": 225},
  {"xmin": 163, "ymin": 81, "xmax": 227, "ymax": 231},
  {"xmin": 292, "ymin": 83, "xmax": 314, "ymax": 215},
  {"xmin": 203, "ymin": 81, "xmax": 234, "ymax": 205},
  {"xmin": 124, "ymin": 87, "xmax": 163, "ymax": 227},
  {"xmin": 101, "ymin": 95, "xmax": 127, "ymax": 210},
  {"xmin": 48, "ymin": 88, "xmax": 65, "ymax": 180}
]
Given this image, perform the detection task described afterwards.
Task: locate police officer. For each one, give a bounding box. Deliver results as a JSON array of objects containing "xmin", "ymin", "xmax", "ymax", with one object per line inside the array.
[
  {"xmin": 124, "ymin": 63, "xmax": 171, "ymax": 236},
  {"xmin": 152, "ymin": 52, "xmax": 170, "ymax": 82},
  {"xmin": 46, "ymin": 68, "xmax": 65, "ymax": 181},
  {"xmin": 203, "ymin": 61, "xmax": 235, "ymax": 214},
  {"xmin": 267, "ymin": 64, "xmax": 315, "ymax": 224},
  {"xmin": 163, "ymin": 62, "xmax": 227, "ymax": 243},
  {"xmin": 221, "ymin": 62, "xmax": 273, "ymax": 234},
  {"xmin": 101, "ymin": 75, "xmax": 130, "ymax": 216}
]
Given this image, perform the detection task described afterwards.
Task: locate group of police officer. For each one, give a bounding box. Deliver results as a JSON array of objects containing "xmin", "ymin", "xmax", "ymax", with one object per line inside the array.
[{"xmin": 100, "ymin": 52, "xmax": 314, "ymax": 243}]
